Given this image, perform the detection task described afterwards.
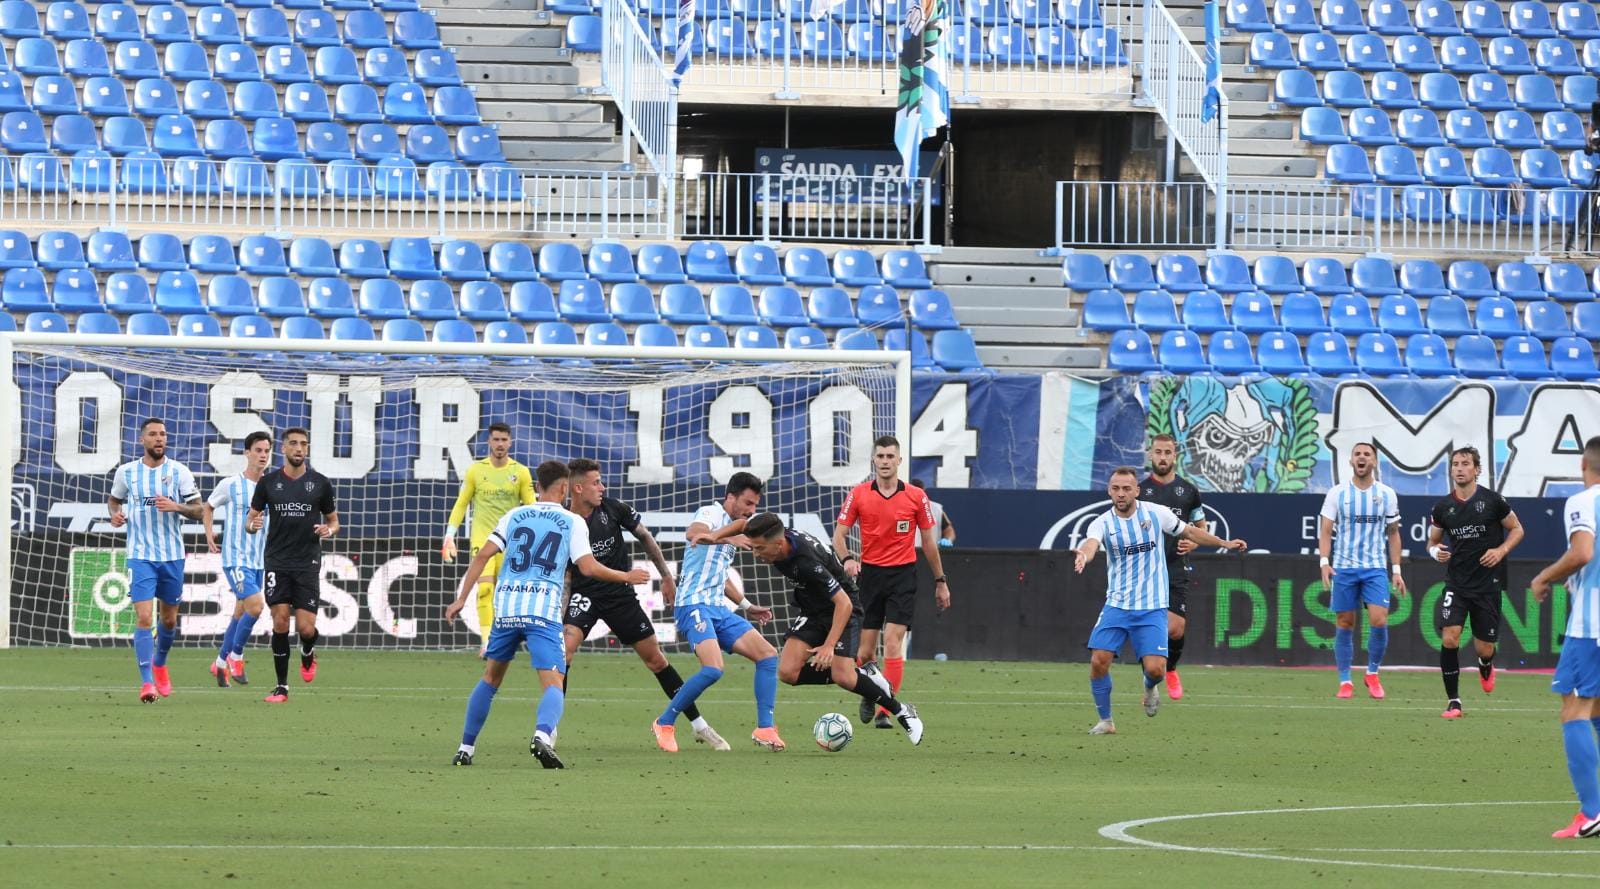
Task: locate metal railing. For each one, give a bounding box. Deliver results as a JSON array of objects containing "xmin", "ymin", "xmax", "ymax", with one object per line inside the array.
[
  {"xmin": 622, "ymin": 0, "xmax": 1139, "ymax": 105},
  {"xmin": 1056, "ymin": 179, "xmax": 1584, "ymax": 259},
  {"xmin": 0, "ymin": 154, "xmax": 527, "ymax": 237},
  {"xmin": 678, "ymin": 170, "xmax": 933, "ymax": 243},
  {"xmin": 1139, "ymin": 0, "xmax": 1226, "ymax": 247},
  {"xmin": 523, "ymin": 167, "xmax": 670, "ymax": 237},
  {"xmin": 601, "ymin": 0, "xmax": 679, "ymax": 193}
]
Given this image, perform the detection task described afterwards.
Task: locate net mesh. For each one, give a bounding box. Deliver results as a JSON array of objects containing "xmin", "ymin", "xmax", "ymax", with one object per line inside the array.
[{"xmin": 3, "ymin": 341, "xmax": 902, "ymax": 650}]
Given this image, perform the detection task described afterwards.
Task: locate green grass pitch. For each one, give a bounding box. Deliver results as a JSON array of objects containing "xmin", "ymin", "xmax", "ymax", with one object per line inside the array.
[{"xmin": 0, "ymin": 649, "xmax": 1592, "ymax": 887}]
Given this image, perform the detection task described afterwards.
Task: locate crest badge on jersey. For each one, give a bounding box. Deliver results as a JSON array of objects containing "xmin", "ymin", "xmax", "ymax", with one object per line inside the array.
[
  {"xmin": 305, "ymin": 481, "xmax": 315, "ymax": 492},
  {"xmin": 1475, "ymin": 500, "xmax": 1486, "ymax": 512},
  {"xmin": 896, "ymin": 519, "xmax": 910, "ymax": 533}
]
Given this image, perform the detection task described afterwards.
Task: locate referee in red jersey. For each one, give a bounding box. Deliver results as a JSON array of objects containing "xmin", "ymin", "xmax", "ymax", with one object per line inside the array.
[{"xmin": 833, "ymin": 435, "xmax": 952, "ymax": 728}]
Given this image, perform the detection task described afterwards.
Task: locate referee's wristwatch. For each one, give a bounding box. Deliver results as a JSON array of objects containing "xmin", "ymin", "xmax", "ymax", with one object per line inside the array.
[{"xmin": 934, "ymin": 576, "xmax": 948, "ymax": 585}]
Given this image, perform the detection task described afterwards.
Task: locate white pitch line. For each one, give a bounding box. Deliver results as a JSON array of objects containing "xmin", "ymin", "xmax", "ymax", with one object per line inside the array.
[
  {"xmin": 1100, "ymin": 801, "xmax": 1590, "ymax": 880},
  {"xmin": 0, "ymin": 842, "xmax": 1134, "ymax": 853},
  {"xmin": 1300, "ymin": 848, "xmax": 1600, "ymax": 856}
]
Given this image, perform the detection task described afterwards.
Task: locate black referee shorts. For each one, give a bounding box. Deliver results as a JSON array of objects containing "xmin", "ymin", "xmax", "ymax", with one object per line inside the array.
[{"xmin": 859, "ymin": 563, "xmax": 918, "ymax": 631}]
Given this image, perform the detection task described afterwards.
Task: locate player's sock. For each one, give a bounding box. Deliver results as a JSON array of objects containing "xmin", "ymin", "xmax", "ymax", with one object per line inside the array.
[
  {"xmin": 230, "ymin": 612, "xmax": 258, "ymax": 658},
  {"xmin": 1440, "ymin": 646, "xmax": 1460, "ymax": 700},
  {"xmin": 1562, "ymin": 720, "xmax": 1600, "ymax": 818},
  {"xmin": 133, "ymin": 627, "xmax": 155, "ymax": 684},
  {"xmin": 1090, "ymin": 675, "xmax": 1112, "ymax": 720},
  {"xmin": 153, "ymin": 623, "xmax": 176, "ymax": 668},
  {"xmin": 884, "ymin": 656, "xmax": 904, "ymax": 694},
  {"xmin": 299, "ymin": 630, "xmax": 318, "ymax": 667},
  {"xmin": 535, "ymin": 684, "xmax": 564, "ymax": 736},
  {"xmin": 754, "ymin": 656, "xmax": 778, "ymax": 729},
  {"xmin": 1143, "ymin": 672, "xmax": 1160, "ymax": 690},
  {"xmin": 1367, "ymin": 625, "xmax": 1389, "ymax": 674},
  {"xmin": 657, "ymin": 666, "xmax": 722, "ymax": 725},
  {"xmin": 217, "ymin": 617, "xmax": 240, "ymax": 664},
  {"xmin": 272, "ymin": 631, "xmax": 290, "ymax": 686},
  {"xmin": 848, "ymin": 667, "xmax": 899, "ymax": 711},
  {"xmin": 652, "ymin": 664, "xmax": 705, "ymax": 723},
  {"xmin": 1334, "ymin": 627, "xmax": 1354, "ymax": 683},
  {"xmin": 1167, "ymin": 633, "xmax": 1185, "ymax": 671},
  {"xmin": 1478, "ymin": 652, "xmax": 1495, "ymax": 679},
  {"xmin": 460, "ymin": 679, "xmax": 497, "ymax": 746}
]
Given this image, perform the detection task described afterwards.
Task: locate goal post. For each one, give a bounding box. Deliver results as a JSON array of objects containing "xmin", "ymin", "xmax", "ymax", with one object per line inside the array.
[{"xmin": 0, "ymin": 333, "xmax": 911, "ymax": 650}]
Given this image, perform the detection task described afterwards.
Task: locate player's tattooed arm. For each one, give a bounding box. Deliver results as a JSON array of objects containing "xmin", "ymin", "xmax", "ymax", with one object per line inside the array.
[{"xmin": 632, "ymin": 523, "xmax": 676, "ymax": 604}]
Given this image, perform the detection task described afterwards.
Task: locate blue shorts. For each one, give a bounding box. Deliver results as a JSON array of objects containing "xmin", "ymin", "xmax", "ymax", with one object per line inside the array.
[
  {"xmin": 224, "ymin": 566, "xmax": 263, "ymax": 600},
  {"xmin": 1086, "ymin": 606, "xmax": 1170, "ymax": 660},
  {"xmin": 1331, "ymin": 567, "xmax": 1391, "ymax": 613},
  {"xmin": 675, "ymin": 605, "xmax": 756, "ymax": 653},
  {"xmin": 484, "ymin": 616, "xmax": 567, "ymax": 673},
  {"xmin": 129, "ymin": 559, "xmax": 184, "ymax": 605},
  {"xmin": 1552, "ymin": 637, "xmax": 1600, "ymax": 698}
]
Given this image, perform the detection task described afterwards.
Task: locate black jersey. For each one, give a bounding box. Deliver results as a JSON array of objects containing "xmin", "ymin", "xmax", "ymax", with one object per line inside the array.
[
  {"xmin": 1139, "ymin": 474, "xmax": 1206, "ymax": 563},
  {"xmin": 1430, "ymin": 485, "xmax": 1513, "ymax": 594},
  {"xmin": 572, "ymin": 497, "xmax": 643, "ymax": 601},
  {"xmin": 250, "ymin": 466, "xmax": 337, "ymax": 571},
  {"xmin": 772, "ymin": 530, "xmax": 859, "ymax": 618}
]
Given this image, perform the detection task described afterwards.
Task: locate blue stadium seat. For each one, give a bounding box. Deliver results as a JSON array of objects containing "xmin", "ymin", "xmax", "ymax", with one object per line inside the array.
[
  {"xmin": 1423, "ymin": 145, "xmax": 1472, "ymax": 184},
  {"xmin": 35, "ymin": 231, "xmax": 85, "ymax": 272},
  {"xmin": 415, "ymin": 48, "xmax": 462, "ymax": 86},
  {"xmin": 1347, "ymin": 332, "xmax": 1405, "ymax": 376},
  {"xmin": 328, "ymin": 317, "xmax": 375, "ymax": 343},
  {"xmin": 1444, "ymin": 108, "xmax": 1493, "ymax": 147},
  {"xmin": 476, "ymin": 162, "xmax": 522, "ymax": 201},
  {"xmin": 202, "ymin": 118, "xmax": 249, "ymax": 158},
  {"xmin": 1375, "ymin": 144, "xmax": 1423, "ymax": 183},
  {"xmin": 171, "ymin": 313, "xmax": 218, "ymax": 338},
  {"xmin": 932, "ymin": 331, "xmax": 987, "ymax": 372},
  {"xmin": 599, "ymin": 282, "xmax": 654, "ymax": 325},
  {"xmin": 0, "ymin": 111, "xmax": 46, "ymax": 153},
  {"xmin": 279, "ymin": 316, "xmax": 326, "ymax": 346},
  {"xmin": 481, "ymin": 241, "xmax": 534, "ymax": 283},
  {"xmin": 29, "ymin": 74, "xmax": 79, "ymax": 116},
  {"xmin": 1294, "ymin": 33, "xmax": 1343, "ymax": 73},
  {"xmin": 113, "ymin": 41, "xmax": 161, "ymax": 81},
  {"xmin": 1524, "ymin": 299, "xmax": 1574, "ymax": 340},
  {"xmin": 351, "ymin": 278, "xmax": 405, "ymax": 320},
  {"xmin": 163, "ymin": 41, "xmax": 211, "ymax": 81},
  {"xmin": 381, "ymin": 318, "xmax": 428, "ymax": 344},
  {"xmin": 1495, "ymin": 261, "xmax": 1546, "ymax": 299},
  {"xmin": 856, "ymin": 285, "xmax": 902, "ymax": 327},
  {"xmin": 201, "ymin": 276, "xmax": 253, "ymax": 316},
  {"xmin": 246, "ymin": 7, "xmax": 290, "ymax": 45},
  {"xmin": 876, "ymin": 249, "xmax": 930, "ymax": 289},
  {"xmin": 151, "ymin": 112, "xmax": 200, "ymax": 156},
  {"xmin": 233, "ymin": 235, "xmax": 284, "ymax": 277},
  {"xmin": 431, "ymin": 318, "xmax": 480, "ymax": 353},
  {"xmin": 558, "ymin": 279, "xmax": 611, "ymax": 322},
  {"xmin": 1396, "ymin": 332, "xmax": 1448, "ymax": 376},
  {"xmin": 1441, "ymin": 34, "xmax": 1488, "ymax": 74},
  {"xmin": 1257, "ymin": 330, "xmax": 1311, "ymax": 374},
  {"xmin": 342, "ymin": 9, "xmax": 389, "ymax": 48},
  {"xmin": 1521, "ymin": 148, "xmax": 1569, "ymax": 187},
  {"xmin": 1250, "ymin": 255, "xmax": 1299, "ymax": 294},
  {"xmin": 1107, "ymin": 254, "xmax": 1155, "ymax": 291},
  {"xmin": 1446, "ymin": 261, "xmax": 1497, "ymax": 300},
  {"xmin": 662, "ymin": 287, "xmax": 712, "ymax": 327},
  {"xmin": 1564, "ymin": 74, "xmax": 1599, "ymax": 109},
  {"xmin": 1319, "ymin": 0, "xmax": 1364, "ymax": 32},
  {"xmin": 1226, "ymin": 0, "xmax": 1270, "ymax": 30},
  {"xmin": 1500, "ymin": 334, "xmax": 1552, "ymax": 378},
  {"xmin": 407, "ymin": 280, "xmax": 458, "ymax": 320},
  {"xmin": 180, "ymin": 80, "xmax": 230, "ymax": 120},
  {"xmin": 783, "ymin": 326, "xmax": 828, "ymax": 350},
  {"xmin": 1420, "ymin": 71, "xmax": 1467, "ymax": 109},
  {"xmin": 1317, "ymin": 71, "xmax": 1366, "ymax": 109},
  {"xmin": 580, "ymin": 320, "xmax": 626, "ymax": 349},
  {"xmin": 455, "ymin": 125, "xmax": 503, "ymax": 164},
  {"xmin": 577, "ymin": 241, "xmax": 632, "ymax": 284},
  {"xmin": 14, "ymin": 37, "xmax": 62, "ymax": 77},
  {"xmin": 1154, "ymin": 328, "xmax": 1209, "ymax": 374},
  {"xmin": 806, "ymin": 287, "xmax": 855, "ymax": 327},
  {"xmin": 1203, "ymin": 329, "xmax": 1257, "ymax": 374},
  {"xmin": 480, "ymin": 320, "xmax": 527, "ymax": 349},
  {"xmin": 1510, "ymin": 0, "xmax": 1556, "ymax": 38},
  {"xmin": 1461, "ymin": 0, "xmax": 1507, "ymax": 36},
  {"xmin": 1392, "ymin": 36, "xmax": 1439, "ymax": 74},
  {"xmin": 1153, "ymin": 254, "xmax": 1204, "ymax": 293},
  {"xmin": 1201, "ymin": 252, "xmax": 1251, "ymax": 294},
  {"xmin": 432, "ymin": 87, "xmax": 480, "ymax": 126},
  {"xmin": 1228, "ymin": 290, "xmax": 1278, "ymax": 333},
  {"xmin": 1541, "ymin": 110, "xmax": 1586, "ymax": 148},
  {"xmin": 684, "ymin": 324, "xmax": 732, "ymax": 350},
  {"xmin": 1179, "ymin": 289, "xmax": 1231, "ymax": 333},
  {"xmin": 1466, "ymin": 72, "xmax": 1515, "ymax": 111},
  {"xmin": 1272, "ymin": 0, "xmax": 1317, "ymax": 32},
  {"xmin": 295, "ymin": 9, "xmax": 340, "ymax": 46},
  {"xmin": 1474, "ymin": 294, "xmax": 1525, "ymax": 337},
  {"xmin": 1551, "ymin": 336, "xmax": 1600, "ymax": 380},
  {"xmin": 173, "ymin": 156, "xmax": 224, "ymax": 195},
  {"xmin": 529, "ymin": 241, "xmax": 583, "ymax": 282},
  {"xmin": 734, "ymin": 244, "xmax": 784, "ymax": 285},
  {"xmin": 1305, "ymin": 330, "xmax": 1359, "ymax": 375},
  {"xmin": 505, "ymin": 281, "xmax": 557, "ymax": 323},
  {"xmin": 1105, "ymin": 328, "xmax": 1158, "ymax": 374},
  {"xmin": 685, "ymin": 240, "xmax": 739, "ymax": 283},
  {"xmin": 1366, "ymin": 0, "xmax": 1411, "ymax": 33},
  {"xmin": 213, "ymin": 43, "xmax": 262, "ymax": 82},
  {"xmin": 393, "ymin": 10, "xmax": 440, "ymax": 49},
  {"xmin": 1377, "ymin": 293, "xmax": 1427, "ymax": 336},
  {"xmin": 0, "ymin": 0, "xmax": 40, "ymax": 37},
  {"xmin": 243, "ymin": 116, "xmax": 297, "ymax": 160},
  {"xmin": 124, "ymin": 312, "xmax": 172, "ymax": 337},
  {"xmin": 265, "ymin": 45, "xmax": 310, "ymax": 83},
  {"xmin": 1081, "ymin": 288, "xmax": 1132, "ymax": 331},
  {"xmin": 711, "ymin": 284, "xmax": 761, "ymax": 325},
  {"xmin": 194, "ymin": 7, "xmax": 239, "ymax": 45},
  {"xmin": 1078, "ymin": 26, "xmax": 1129, "ymax": 65},
  {"xmin": 104, "ymin": 272, "xmax": 155, "ymax": 314},
  {"xmin": 1570, "ymin": 149, "xmax": 1598, "ymax": 185},
  {"xmin": 1449, "ymin": 183, "xmax": 1502, "ymax": 221},
  {"xmin": 132, "ymin": 79, "xmax": 180, "ymax": 119},
  {"xmin": 943, "ymin": 22, "xmax": 992, "ymax": 64},
  {"xmin": 1298, "ymin": 257, "xmax": 1350, "ymax": 296},
  {"xmin": 1249, "ymin": 31, "xmax": 1295, "ymax": 68},
  {"xmin": 987, "ymin": 24, "xmax": 1038, "ymax": 64},
  {"xmin": 285, "ymin": 237, "xmax": 335, "ymax": 278},
  {"xmin": 1399, "ymin": 183, "xmax": 1444, "ymax": 222},
  {"xmin": 96, "ymin": 3, "xmax": 139, "ymax": 41},
  {"xmin": 1420, "ymin": 293, "xmax": 1474, "ymax": 337},
  {"xmin": 1572, "ymin": 301, "xmax": 1600, "ymax": 340},
  {"xmin": 256, "ymin": 277, "xmax": 310, "ymax": 318},
  {"xmin": 833, "ymin": 249, "xmax": 883, "ymax": 287},
  {"xmin": 383, "ymin": 81, "xmax": 431, "ymax": 124},
  {"xmin": 436, "ymin": 240, "xmax": 487, "ymax": 282},
  {"xmin": 87, "ymin": 77, "xmax": 136, "ymax": 118},
  {"xmin": 335, "ymin": 83, "xmax": 383, "ymax": 124},
  {"xmin": 624, "ymin": 322, "xmax": 674, "ymax": 349},
  {"xmin": 83, "ymin": 231, "xmax": 134, "ymax": 273},
  {"xmin": 1326, "ymin": 142, "xmax": 1375, "ymax": 182},
  {"xmin": 74, "ymin": 311, "xmax": 121, "ymax": 335},
  {"xmin": 1350, "ymin": 256, "xmax": 1402, "ymax": 295},
  {"xmin": 54, "ymin": 271, "xmax": 107, "ymax": 316},
  {"xmin": 1396, "ymin": 108, "xmax": 1444, "ymax": 146},
  {"xmin": 733, "ymin": 324, "xmax": 781, "ymax": 351},
  {"xmin": 755, "ymin": 285, "xmax": 806, "ymax": 327},
  {"xmin": 181, "ymin": 235, "xmax": 234, "ymax": 275},
  {"xmin": 151, "ymin": 270, "xmax": 201, "ymax": 314},
  {"xmin": 315, "ymin": 46, "xmax": 360, "ymax": 85},
  {"xmin": 5, "ymin": 269, "xmax": 53, "ymax": 313},
  {"xmin": 228, "ymin": 314, "xmax": 274, "ymax": 341},
  {"xmin": 296, "ymin": 123, "xmax": 349, "ymax": 164},
  {"xmin": 65, "ymin": 38, "xmax": 111, "ymax": 78},
  {"xmin": 1543, "ymin": 262, "xmax": 1592, "ymax": 300},
  {"xmin": 1488, "ymin": 35, "xmax": 1536, "ymax": 73},
  {"xmin": 1559, "ymin": 1, "xmax": 1600, "ymax": 38},
  {"xmin": 1492, "ymin": 109, "xmax": 1540, "ymax": 147},
  {"xmin": 1327, "ymin": 291, "xmax": 1380, "ymax": 334},
  {"xmin": 372, "ymin": 156, "xmax": 421, "ymax": 199},
  {"xmin": 1345, "ymin": 33, "xmax": 1391, "ymax": 71},
  {"xmin": 355, "ymin": 122, "xmax": 401, "ymax": 161},
  {"xmin": 135, "ymin": 233, "xmax": 185, "ymax": 272},
  {"xmin": 799, "ymin": 19, "xmax": 847, "ymax": 58},
  {"xmin": 382, "ymin": 237, "xmax": 436, "ymax": 280},
  {"xmin": 1063, "ymin": 253, "xmax": 1111, "ymax": 290},
  {"xmin": 1538, "ymin": 37, "xmax": 1584, "ymax": 75},
  {"xmin": 426, "ymin": 162, "xmax": 474, "ymax": 201},
  {"xmin": 1131, "ymin": 289, "xmax": 1181, "ymax": 331}
]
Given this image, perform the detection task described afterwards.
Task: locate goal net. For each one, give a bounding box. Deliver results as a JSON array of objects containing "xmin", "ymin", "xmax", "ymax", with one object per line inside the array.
[{"xmin": 1, "ymin": 334, "xmax": 907, "ymax": 651}]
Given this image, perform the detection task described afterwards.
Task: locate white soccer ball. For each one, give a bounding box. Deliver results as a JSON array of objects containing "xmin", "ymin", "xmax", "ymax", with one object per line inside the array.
[{"xmin": 813, "ymin": 712, "xmax": 853, "ymax": 752}]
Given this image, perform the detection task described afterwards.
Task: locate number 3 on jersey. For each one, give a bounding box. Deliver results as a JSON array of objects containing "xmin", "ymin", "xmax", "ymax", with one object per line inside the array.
[{"xmin": 505, "ymin": 527, "xmax": 560, "ymax": 574}]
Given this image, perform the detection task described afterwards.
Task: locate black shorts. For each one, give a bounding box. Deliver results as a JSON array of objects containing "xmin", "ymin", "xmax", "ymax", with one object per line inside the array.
[
  {"xmin": 784, "ymin": 610, "xmax": 861, "ymax": 656},
  {"xmin": 264, "ymin": 568, "xmax": 320, "ymax": 613},
  {"xmin": 564, "ymin": 592, "xmax": 655, "ymax": 646},
  {"xmin": 1439, "ymin": 587, "xmax": 1500, "ymax": 643},
  {"xmin": 1167, "ymin": 583, "xmax": 1188, "ymax": 616},
  {"xmin": 859, "ymin": 563, "xmax": 917, "ymax": 631}
]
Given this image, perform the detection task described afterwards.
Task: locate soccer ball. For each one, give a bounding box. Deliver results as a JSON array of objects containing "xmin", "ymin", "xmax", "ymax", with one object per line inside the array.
[{"xmin": 813, "ymin": 712, "xmax": 853, "ymax": 752}]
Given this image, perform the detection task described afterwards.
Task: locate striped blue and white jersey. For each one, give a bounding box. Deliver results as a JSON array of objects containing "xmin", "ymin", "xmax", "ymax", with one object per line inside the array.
[
  {"xmin": 1561, "ymin": 485, "xmax": 1600, "ymax": 640},
  {"xmin": 486, "ymin": 502, "xmax": 592, "ymax": 623},
  {"xmin": 1086, "ymin": 502, "xmax": 1184, "ymax": 611},
  {"xmin": 207, "ymin": 473, "xmax": 265, "ymax": 570},
  {"xmin": 110, "ymin": 458, "xmax": 198, "ymax": 563},
  {"xmin": 676, "ymin": 502, "xmax": 737, "ymax": 611},
  {"xmin": 1319, "ymin": 481, "xmax": 1400, "ymax": 570}
]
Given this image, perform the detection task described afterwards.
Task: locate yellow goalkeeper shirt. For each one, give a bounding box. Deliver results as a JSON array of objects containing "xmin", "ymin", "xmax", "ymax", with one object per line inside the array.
[{"xmin": 448, "ymin": 458, "xmax": 537, "ymax": 546}]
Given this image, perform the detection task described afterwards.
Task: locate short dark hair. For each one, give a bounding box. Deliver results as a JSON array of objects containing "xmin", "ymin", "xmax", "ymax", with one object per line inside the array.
[
  {"xmin": 1150, "ymin": 433, "xmax": 1177, "ymax": 447},
  {"xmin": 1450, "ymin": 445, "xmax": 1481, "ymax": 468},
  {"xmin": 726, "ymin": 472, "xmax": 764, "ymax": 497},
  {"xmin": 536, "ymin": 460, "xmax": 570, "ymax": 490},
  {"xmin": 567, "ymin": 457, "xmax": 600, "ymax": 477},
  {"xmin": 1584, "ymin": 436, "xmax": 1600, "ymax": 474},
  {"xmin": 1351, "ymin": 441, "xmax": 1377, "ymax": 457},
  {"xmin": 140, "ymin": 417, "xmax": 165, "ymax": 432},
  {"xmin": 744, "ymin": 512, "xmax": 785, "ymax": 539},
  {"xmin": 487, "ymin": 422, "xmax": 512, "ymax": 437},
  {"xmin": 243, "ymin": 430, "xmax": 272, "ymax": 451},
  {"xmin": 1109, "ymin": 466, "xmax": 1140, "ymax": 482},
  {"xmin": 911, "ymin": 477, "xmax": 927, "ymax": 489},
  {"xmin": 873, "ymin": 435, "xmax": 900, "ymax": 452},
  {"xmin": 283, "ymin": 426, "xmax": 309, "ymax": 443}
]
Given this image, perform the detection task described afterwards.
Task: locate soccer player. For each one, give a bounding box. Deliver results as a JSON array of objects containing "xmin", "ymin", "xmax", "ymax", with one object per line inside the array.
[
  {"xmin": 652, "ymin": 472, "xmax": 785, "ymax": 753},
  {"xmin": 1319, "ymin": 441, "xmax": 1405, "ymax": 700},
  {"xmin": 1427, "ymin": 445, "xmax": 1524, "ymax": 719},
  {"xmin": 910, "ymin": 478, "xmax": 957, "ymax": 547},
  {"xmin": 735, "ymin": 513, "xmax": 923, "ymax": 745},
  {"xmin": 1138, "ymin": 433, "xmax": 1207, "ymax": 700},
  {"xmin": 562, "ymin": 458, "xmax": 730, "ymax": 750},
  {"xmin": 440, "ymin": 423, "xmax": 536, "ymax": 655},
  {"xmin": 1531, "ymin": 435, "xmax": 1600, "ymax": 839},
  {"xmin": 108, "ymin": 418, "xmax": 203, "ymax": 703},
  {"xmin": 203, "ymin": 430, "xmax": 274, "ymax": 687},
  {"xmin": 247, "ymin": 427, "xmax": 339, "ymax": 705},
  {"xmin": 1073, "ymin": 467, "xmax": 1246, "ymax": 735},
  {"xmin": 445, "ymin": 461, "xmax": 649, "ymax": 768},
  {"xmin": 834, "ymin": 436, "xmax": 951, "ymax": 729}
]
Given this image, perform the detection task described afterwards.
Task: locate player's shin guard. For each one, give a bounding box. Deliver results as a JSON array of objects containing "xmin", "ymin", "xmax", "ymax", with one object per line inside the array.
[
  {"xmin": 754, "ymin": 657, "xmax": 778, "ymax": 729},
  {"xmin": 1167, "ymin": 633, "xmax": 1185, "ymax": 671},
  {"xmin": 1090, "ymin": 675, "xmax": 1112, "ymax": 720},
  {"xmin": 218, "ymin": 617, "xmax": 240, "ymax": 662},
  {"xmin": 652, "ymin": 665, "xmax": 704, "ymax": 722},
  {"xmin": 658, "ymin": 666, "xmax": 722, "ymax": 725},
  {"xmin": 461, "ymin": 679, "xmax": 497, "ymax": 746},
  {"xmin": 272, "ymin": 631, "xmax": 291, "ymax": 686},
  {"xmin": 535, "ymin": 684, "xmax": 564, "ymax": 736},
  {"xmin": 231, "ymin": 613, "xmax": 258, "ymax": 657},
  {"xmin": 154, "ymin": 623, "xmax": 176, "ymax": 668},
  {"xmin": 1367, "ymin": 625, "xmax": 1389, "ymax": 673},
  {"xmin": 1562, "ymin": 720, "xmax": 1600, "ymax": 818},
  {"xmin": 1334, "ymin": 627, "xmax": 1354, "ymax": 683},
  {"xmin": 1440, "ymin": 646, "xmax": 1461, "ymax": 700},
  {"xmin": 849, "ymin": 668, "xmax": 897, "ymax": 709},
  {"xmin": 133, "ymin": 627, "xmax": 155, "ymax": 684}
]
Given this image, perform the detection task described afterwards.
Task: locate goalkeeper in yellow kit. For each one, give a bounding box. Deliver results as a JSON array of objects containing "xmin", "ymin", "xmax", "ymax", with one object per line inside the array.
[{"xmin": 440, "ymin": 423, "xmax": 536, "ymax": 653}]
